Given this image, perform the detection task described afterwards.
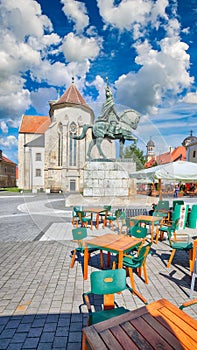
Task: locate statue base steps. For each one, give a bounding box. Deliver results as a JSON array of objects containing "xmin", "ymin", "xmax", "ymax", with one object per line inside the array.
[{"xmin": 65, "ymin": 192, "xmax": 154, "ymax": 207}]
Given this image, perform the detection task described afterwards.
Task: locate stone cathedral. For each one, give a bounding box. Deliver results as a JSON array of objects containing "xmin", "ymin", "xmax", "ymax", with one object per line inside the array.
[{"xmin": 18, "ymin": 79, "xmax": 116, "ymax": 193}]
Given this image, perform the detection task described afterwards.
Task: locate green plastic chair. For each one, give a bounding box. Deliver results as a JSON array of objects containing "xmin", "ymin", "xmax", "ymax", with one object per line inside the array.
[
  {"xmin": 125, "ymin": 217, "xmax": 139, "ymax": 234},
  {"xmin": 166, "ymin": 227, "xmax": 193, "ymax": 268},
  {"xmin": 154, "ymin": 200, "xmax": 169, "ymax": 216},
  {"xmin": 122, "ymin": 242, "xmax": 152, "ymax": 291},
  {"xmin": 157, "ymin": 218, "xmax": 180, "ymax": 244},
  {"xmin": 76, "ymin": 210, "xmax": 93, "ymax": 229},
  {"xmin": 126, "ymin": 225, "xmax": 148, "ymax": 255},
  {"xmin": 116, "ymin": 211, "xmax": 126, "ymax": 234},
  {"xmin": 99, "ymin": 205, "xmax": 111, "ymax": 222},
  {"xmin": 179, "ymin": 298, "xmax": 197, "ymax": 310},
  {"xmin": 128, "ymin": 225, "xmax": 147, "ymax": 237},
  {"xmin": 70, "ymin": 227, "xmax": 100, "ymax": 268},
  {"xmin": 173, "ymin": 200, "xmax": 184, "ymax": 210},
  {"xmin": 83, "ymin": 268, "xmax": 147, "ymax": 325},
  {"xmin": 104, "ymin": 209, "xmax": 121, "ymax": 231},
  {"xmin": 72, "ymin": 206, "xmax": 81, "ymax": 227}
]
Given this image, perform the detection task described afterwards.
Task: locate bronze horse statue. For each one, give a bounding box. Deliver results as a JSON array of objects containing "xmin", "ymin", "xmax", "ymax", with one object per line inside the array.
[{"xmin": 71, "ymin": 109, "xmax": 140, "ymax": 160}]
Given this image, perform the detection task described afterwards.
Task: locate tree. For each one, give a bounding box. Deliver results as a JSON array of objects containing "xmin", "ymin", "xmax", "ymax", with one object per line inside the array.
[{"xmin": 122, "ymin": 143, "xmax": 146, "ymax": 170}]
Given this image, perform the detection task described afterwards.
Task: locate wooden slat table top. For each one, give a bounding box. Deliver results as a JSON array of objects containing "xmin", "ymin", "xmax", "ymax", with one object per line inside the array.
[
  {"xmin": 130, "ymin": 215, "xmax": 163, "ymax": 223},
  {"xmin": 83, "ymin": 208, "xmax": 107, "ymax": 214},
  {"xmin": 85, "ymin": 234, "xmax": 142, "ymax": 252},
  {"xmin": 82, "ymin": 298, "xmax": 197, "ymax": 350}
]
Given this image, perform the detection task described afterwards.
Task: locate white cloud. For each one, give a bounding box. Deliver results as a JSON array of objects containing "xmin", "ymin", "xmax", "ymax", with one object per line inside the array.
[
  {"xmin": 0, "ymin": 0, "xmax": 61, "ymax": 120},
  {"xmin": 0, "ymin": 83, "xmax": 31, "ymax": 120},
  {"xmin": 0, "ymin": 0, "xmax": 52, "ymax": 41},
  {"xmin": 97, "ymin": 0, "xmax": 170, "ymax": 34},
  {"xmin": 62, "ymin": 32, "xmax": 101, "ymax": 62},
  {"xmin": 115, "ymin": 33, "xmax": 193, "ymax": 114},
  {"xmin": 0, "ymin": 135, "xmax": 18, "ymax": 148},
  {"xmin": 61, "ymin": 0, "xmax": 89, "ymax": 33},
  {"xmin": 0, "ymin": 121, "xmax": 8, "ymax": 134},
  {"xmin": 97, "ymin": 0, "xmax": 152, "ymax": 31},
  {"xmin": 28, "ymin": 33, "xmax": 62, "ymax": 55},
  {"xmin": 182, "ymin": 91, "xmax": 197, "ymax": 104}
]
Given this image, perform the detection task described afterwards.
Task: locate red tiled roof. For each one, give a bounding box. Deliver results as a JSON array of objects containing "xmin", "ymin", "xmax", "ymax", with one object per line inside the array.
[
  {"xmin": 156, "ymin": 146, "xmax": 186, "ymax": 164},
  {"xmin": 2, "ymin": 155, "xmax": 16, "ymax": 165},
  {"xmin": 145, "ymin": 146, "xmax": 186, "ymax": 168},
  {"xmin": 145, "ymin": 158, "xmax": 157, "ymax": 168},
  {"xmin": 19, "ymin": 116, "xmax": 50, "ymax": 133},
  {"xmin": 57, "ymin": 82, "xmax": 87, "ymax": 106}
]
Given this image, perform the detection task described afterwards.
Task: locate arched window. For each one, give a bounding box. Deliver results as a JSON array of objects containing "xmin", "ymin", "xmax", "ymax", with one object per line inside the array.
[
  {"xmin": 57, "ymin": 123, "xmax": 63, "ymax": 166},
  {"xmin": 69, "ymin": 122, "xmax": 77, "ymax": 166}
]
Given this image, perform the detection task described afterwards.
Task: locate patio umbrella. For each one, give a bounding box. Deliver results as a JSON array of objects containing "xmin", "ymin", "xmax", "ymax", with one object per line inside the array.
[{"xmin": 129, "ymin": 161, "xmax": 197, "ymax": 199}]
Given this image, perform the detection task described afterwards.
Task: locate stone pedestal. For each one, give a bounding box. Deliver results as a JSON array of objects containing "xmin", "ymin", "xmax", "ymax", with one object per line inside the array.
[{"xmin": 83, "ymin": 160, "xmax": 136, "ymax": 198}]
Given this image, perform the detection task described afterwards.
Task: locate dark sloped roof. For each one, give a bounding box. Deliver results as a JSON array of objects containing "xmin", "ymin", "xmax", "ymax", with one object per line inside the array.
[
  {"xmin": 182, "ymin": 131, "xmax": 197, "ymax": 147},
  {"xmin": 24, "ymin": 135, "xmax": 45, "ymax": 147}
]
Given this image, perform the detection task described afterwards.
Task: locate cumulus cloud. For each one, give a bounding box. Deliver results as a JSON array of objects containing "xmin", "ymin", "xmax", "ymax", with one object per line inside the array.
[
  {"xmin": 97, "ymin": 0, "xmax": 152, "ymax": 31},
  {"xmin": 0, "ymin": 0, "xmax": 101, "ymax": 124},
  {"xmin": 0, "ymin": 0, "xmax": 59, "ymax": 121},
  {"xmin": 62, "ymin": 32, "xmax": 101, "ymax": 62},
  {"xmin": 0, "ymin": 0, "xmax": 52, "ymax": 41},
  {"xmin": 61, "ymin": 0, "xmax": 89, "ymax": 33},
  {"xmin": 182, "ymin": 91, "xmax": 197, "ymax": 103},
  {"xmin": 97, "ymin": 0, "xmax": 169, "ymax": 34},
  {"xmin": 0, "ymin": 135, "xmax": 18, "ymax": 148},
  {"xmin": 115, "ymin": 33, "xmax": 193, "ymax": 114},
  {"xmin": 0, "ymin": 121, "xmax": 8, "ymax": 134}
]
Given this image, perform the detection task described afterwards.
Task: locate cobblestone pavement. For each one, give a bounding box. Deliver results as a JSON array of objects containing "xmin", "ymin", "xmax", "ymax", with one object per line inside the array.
[{"xmin": 0, "ymin": 193, "xmax": 197, "ymax": 349}]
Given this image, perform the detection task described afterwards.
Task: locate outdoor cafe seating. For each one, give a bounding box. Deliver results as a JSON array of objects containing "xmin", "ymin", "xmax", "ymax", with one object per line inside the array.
[
  {"xmin": 83, "ymin": 268, "xmax": 147, "ymax": 326},
  {"xmin": 82, "ymin": 298, "xmax": 197, "ymax": 350},
  {"xmin": 113, "ymin": 241, "xmax": 152, "ymax": 292},
  {"xmin": 70, "ymin": 227, "xmax": 101, "ymax": 268}
]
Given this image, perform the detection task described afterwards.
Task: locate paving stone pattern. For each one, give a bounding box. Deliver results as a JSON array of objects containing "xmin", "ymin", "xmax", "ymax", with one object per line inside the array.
[{"xmin": 0, "ymin": 233, "xmax": 197, "ymax": 349}]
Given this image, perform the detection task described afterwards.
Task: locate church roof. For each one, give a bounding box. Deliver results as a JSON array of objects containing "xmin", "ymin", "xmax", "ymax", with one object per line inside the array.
[
  {"xmin": 182, "ymin": 131, "xmax": 197, "ymax": 147},
  {"xmin": 24, "ymin": 135, "xmax": 45, "ymax": 147},
  {"xmin": 0, "ymin": 151, "xmax": 16, "ymax": 165},
  {"xmin": 56, "ymin": 80, "xmax": 87, "ymax": 106},
  {"xmin": 19, "ymin": 116, "xmax": 50, "ymax": 134},
  {"xmin": 147, "ymin": 138, "xmax": 155, "ymax": 147},
  {"xmin": 145, "ymin": 145, "xmax": 186, "ymax": 168}
]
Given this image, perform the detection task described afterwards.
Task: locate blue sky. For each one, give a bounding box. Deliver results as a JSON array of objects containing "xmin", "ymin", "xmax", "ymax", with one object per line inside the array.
[{"xmin": 0, "ymin": 0, "xmax": 196, "ymax": 164}]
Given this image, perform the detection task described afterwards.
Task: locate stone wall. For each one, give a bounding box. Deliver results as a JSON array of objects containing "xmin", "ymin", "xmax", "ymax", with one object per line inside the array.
[{"xmin": 83, "ymin": 160, "xmax": 136, "ymax": 197}]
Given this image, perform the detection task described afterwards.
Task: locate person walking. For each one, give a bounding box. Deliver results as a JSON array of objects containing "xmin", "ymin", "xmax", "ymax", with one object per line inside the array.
[{"xmin": 174, "ymin": 184, "xmax": 179, "ymax": 198}]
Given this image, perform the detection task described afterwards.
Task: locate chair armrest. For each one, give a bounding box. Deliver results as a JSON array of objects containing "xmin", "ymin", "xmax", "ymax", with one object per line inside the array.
[
  {"xmin": 179, "ymin": 298, "xmax": 197, "ymax": 310},
  {"xmin": 172, "ymin": 233, "xmax": 190, "ymax": 242}
]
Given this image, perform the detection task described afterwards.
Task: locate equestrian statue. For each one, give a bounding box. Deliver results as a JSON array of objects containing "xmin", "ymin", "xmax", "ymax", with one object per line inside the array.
[{"xmin": 71, "ymin": 79, "xmax": 141, "ymax": 160}]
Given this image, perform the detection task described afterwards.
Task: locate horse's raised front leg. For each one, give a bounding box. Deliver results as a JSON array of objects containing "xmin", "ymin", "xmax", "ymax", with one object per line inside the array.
[{"xmin": 96, "ymin": 138, "xmax": 107, "ymax": 159}]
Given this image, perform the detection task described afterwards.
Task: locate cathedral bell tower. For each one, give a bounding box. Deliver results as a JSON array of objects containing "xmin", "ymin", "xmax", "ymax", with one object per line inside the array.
[{"xmin": 146, "ymin": 137, "xmax": 155, "ymax": 162}]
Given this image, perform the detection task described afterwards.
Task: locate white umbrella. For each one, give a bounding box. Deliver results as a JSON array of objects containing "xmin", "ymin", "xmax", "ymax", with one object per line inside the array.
[{"xmin": 129, "ymin": 161, "xmax": 197, "ymax": 199}]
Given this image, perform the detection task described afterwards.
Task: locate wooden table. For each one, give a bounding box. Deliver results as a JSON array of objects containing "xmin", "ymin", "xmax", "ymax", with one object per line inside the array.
[
  {"xmin": 82, "ymin": 298, "xmax": 197, "ymax": 350},
  {"xmin": 83, "ymin": 208, "xmax": 107, "ymax": 229},
  {"xmin": 129, "ymin": 215, "xmax": 163, "ymax": 243},
  {"xmin": 84, "ymin": 234, "xmax": 142, "ymax": 280}
]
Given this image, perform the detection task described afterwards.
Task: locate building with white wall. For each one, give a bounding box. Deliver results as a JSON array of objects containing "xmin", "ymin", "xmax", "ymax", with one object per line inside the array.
[{"xmin": 18, "ymin": 79, "xmax": 116, "ymax": 192}]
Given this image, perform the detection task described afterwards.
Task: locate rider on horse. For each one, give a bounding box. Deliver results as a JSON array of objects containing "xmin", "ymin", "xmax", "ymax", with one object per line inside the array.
[{"xmin": 95, "ymin": 79, "xmax": 120, "ymax": 138}]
